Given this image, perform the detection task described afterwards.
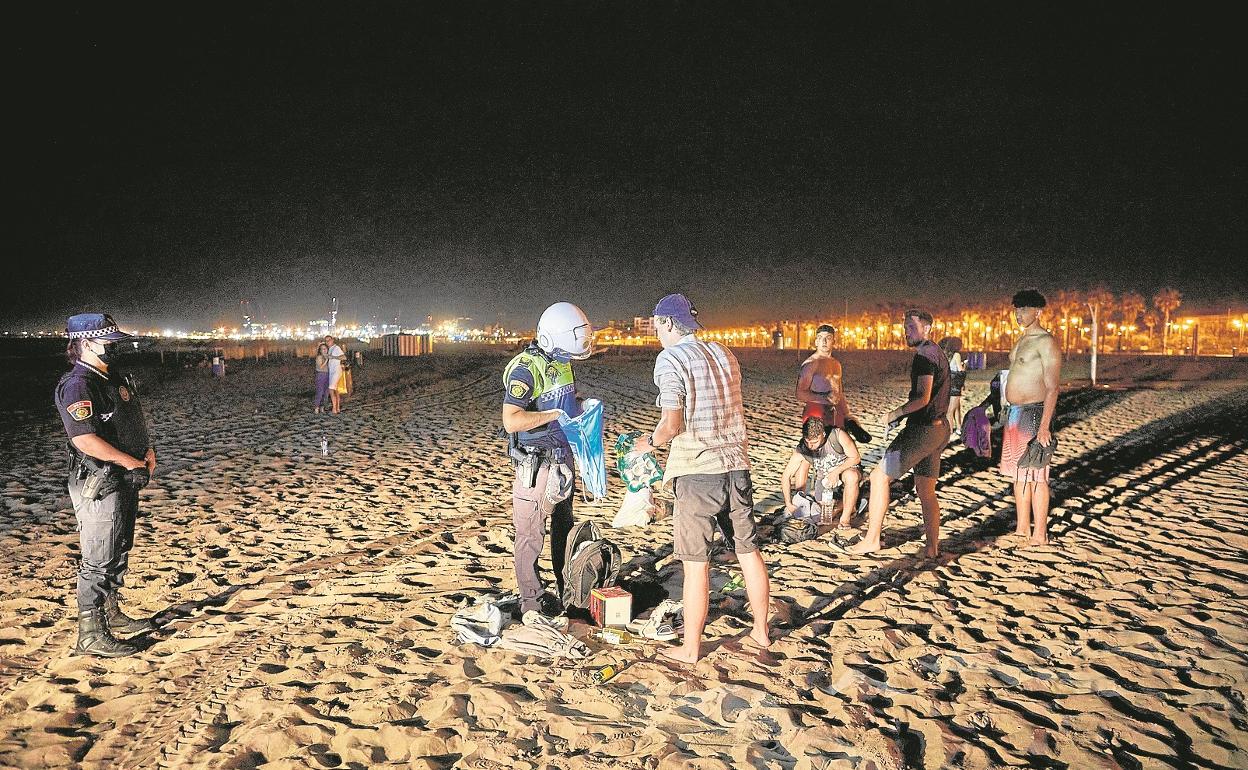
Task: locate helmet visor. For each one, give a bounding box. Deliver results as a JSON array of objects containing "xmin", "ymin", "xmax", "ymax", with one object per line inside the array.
[{"xmin": 567, "ymin": 323, "xmax": 595, "ymax": 359}]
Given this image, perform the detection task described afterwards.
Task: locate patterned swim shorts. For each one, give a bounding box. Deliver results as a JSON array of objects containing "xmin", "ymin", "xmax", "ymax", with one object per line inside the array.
[{"xmin": 999, "ymin": 402, "xmax": 1056, "ymax": 483}]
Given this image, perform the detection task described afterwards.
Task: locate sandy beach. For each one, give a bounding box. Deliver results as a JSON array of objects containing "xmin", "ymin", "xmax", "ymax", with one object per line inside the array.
[{"xmin": 1, "ymin": 346, "xmax": 1246, "ymax": 770}]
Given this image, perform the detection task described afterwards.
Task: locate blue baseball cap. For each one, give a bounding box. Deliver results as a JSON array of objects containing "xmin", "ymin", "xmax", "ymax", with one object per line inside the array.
[
  {"xmin": 653, "ymin": 293, "xmax": 703, "ymax": 330},
  {"xmin": 66, "ymin": 313, "xmax": 135, "ymax": 342}
]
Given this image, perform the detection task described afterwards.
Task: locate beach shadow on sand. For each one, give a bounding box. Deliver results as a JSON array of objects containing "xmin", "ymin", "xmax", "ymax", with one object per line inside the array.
[
  {"xmin": 107, "ymin": 384, "xmax": 1248, "ymax": 656},
  {"xmin": 778, "ymin": 384, "xmax": 1248, "ymax": 637},
  {"xmin": 606, "ymin": 385, "xmax": 1240, "ymax": 638}
]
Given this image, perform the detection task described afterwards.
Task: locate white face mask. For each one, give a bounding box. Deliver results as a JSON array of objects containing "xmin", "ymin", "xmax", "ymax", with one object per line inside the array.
[{"xmin": 85, "ymin": 340, "xmax": 112, "ymax": 364}]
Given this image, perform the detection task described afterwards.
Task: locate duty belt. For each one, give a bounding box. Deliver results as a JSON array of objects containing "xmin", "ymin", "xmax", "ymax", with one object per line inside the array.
[
  {"xmin": 503, "ymin": 428, "xmax": 564, "ymax": 463},
  {"xmin": 66, "ymin": 443, "xmax": 121, "ymax": 500},
  {"xmin": 512, "ymin": 444, "xmax": 565, "ymax": 464}
]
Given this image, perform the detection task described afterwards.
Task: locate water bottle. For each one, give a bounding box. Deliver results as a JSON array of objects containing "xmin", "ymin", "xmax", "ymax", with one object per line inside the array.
[
  {"xmin": 320, "ymin": 435, "xmax": 329, "ymax": 457},
  {"xmin": 820, "ymin": 486, "xmax": 835, "ymax": 525}
]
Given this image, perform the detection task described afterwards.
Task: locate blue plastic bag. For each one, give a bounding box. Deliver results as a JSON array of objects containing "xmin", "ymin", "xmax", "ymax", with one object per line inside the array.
[{"xmin": 557, "ymin": 398, "xmax": 607, "ymax": 500}]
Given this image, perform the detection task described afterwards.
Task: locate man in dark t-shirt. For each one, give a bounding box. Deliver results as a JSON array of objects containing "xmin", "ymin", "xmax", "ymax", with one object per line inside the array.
[{"xmin": 847, "ymin": 309, "xmax": 951, "ymax": 558}]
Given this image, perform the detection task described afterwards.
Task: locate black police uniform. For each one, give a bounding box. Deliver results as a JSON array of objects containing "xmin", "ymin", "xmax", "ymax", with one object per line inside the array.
[{"xmin": 55, "ymin": 360, "xmax": 152, "ymax": 612}]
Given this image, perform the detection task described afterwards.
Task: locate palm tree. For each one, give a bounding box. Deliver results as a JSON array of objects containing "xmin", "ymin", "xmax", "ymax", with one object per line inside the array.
[
  {"xmin": 1086, "ymin": 286, "xmax": 1115, "ymax": 355},
  {"xmin": 1054, "ymin": 289, "xmax": 1083, "ymax": 353},
  {"xmin": 1117, "ymin": 291, "xmax": 1145, "ymax": 352},
  {"xmin": 964, "ymin": 310, "xmax": 983, "ymax": 351},
  {"xmin": 1141, "ymin": 311, "xmax": 1159, "ymax": 347},
  {"xmin": 1153, "ymin": 288, "xmax": 1182, "ymax": 355},
  {"xmin": 995, "ymin": 300, "xmax": 1014, "ymax": 351}
]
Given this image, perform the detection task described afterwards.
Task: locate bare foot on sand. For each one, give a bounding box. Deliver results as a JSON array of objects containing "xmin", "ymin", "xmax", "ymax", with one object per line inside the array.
[
  {"xmin": 745, "ymin": 628, "xmax": 771, "ymax": 649},
  {"xmin": 658, "ymin": 646, "xmax": 698, "ymax": 667},
  {"xmin": 846, "ymin": 539, "xmax": 880, "ymax": 555}
]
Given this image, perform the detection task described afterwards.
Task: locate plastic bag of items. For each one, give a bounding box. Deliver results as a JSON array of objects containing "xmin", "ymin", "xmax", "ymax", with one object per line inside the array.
[
  {"xmin": 615, "ymin": 431, "xmax": 663, "ymax": 491},
  {"xmin": 611, "ymin": 432, "xmax": 665, "ymax": 527},
  {"xmin": 557, "ymin": 398, "xmax": 607, "ymax": 500}
]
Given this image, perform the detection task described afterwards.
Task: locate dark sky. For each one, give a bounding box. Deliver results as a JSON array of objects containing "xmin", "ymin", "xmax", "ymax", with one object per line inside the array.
[{"xmin": 9, "ymin": 2, "xmax": 1245, "ymax": 330}]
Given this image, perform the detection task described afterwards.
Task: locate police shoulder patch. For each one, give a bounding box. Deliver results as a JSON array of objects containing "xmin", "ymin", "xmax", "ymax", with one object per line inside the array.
[
  {"xmin": 67, "ymin": 400, "xmax": 93, "ymax": 421},
  {"xmin": 118, "ymin": 386, "xmax": 131, "ymax": 402},
  {"xmin": 509, "ymin": 379, "xmax": 531, "ymax": 399}
]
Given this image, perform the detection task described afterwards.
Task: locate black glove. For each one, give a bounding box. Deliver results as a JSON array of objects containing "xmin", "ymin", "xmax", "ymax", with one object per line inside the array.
[
  {"xmin": 123, "ymin": 467, "xmax": 151, "ymax": 489},
  {"xmin": 844, "ymin": 417, "xmax": 873, "ymax": 445}
]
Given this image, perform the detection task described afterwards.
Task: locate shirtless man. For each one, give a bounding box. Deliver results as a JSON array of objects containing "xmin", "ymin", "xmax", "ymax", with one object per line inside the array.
[
  {"xmin": 797, "ymin": 325, "xmax": 871, "ymax": 443},
  {"xmin": 1002, "ymin": 289, "xmax": 1062, "ymax": 545}
]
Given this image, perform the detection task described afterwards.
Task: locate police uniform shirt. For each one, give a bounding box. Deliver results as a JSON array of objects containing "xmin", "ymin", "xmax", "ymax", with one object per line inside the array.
[
  {"xmin": 55, "ymin": 361, "xmax": 151, "ymax": 460},
  {"xmin": 503, "ymin": 345, "xmax": 580, "ymax": 452}
]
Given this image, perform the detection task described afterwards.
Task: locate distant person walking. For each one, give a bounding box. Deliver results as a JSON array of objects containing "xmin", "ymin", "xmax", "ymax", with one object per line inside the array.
[
  {"xmin": 313, "ymin": 342, "xmax": 331, "ymax": 414},
  {"xmin": 1002, "ymin": 289, "xmax": 1062, "ymax": 545},
  {"xmin": 634, "ymin": 293, "xmax": 771, "ymax": 665},
  {"xmin": 55, "ymin": 313, "xmax": 158, "ymax": 657},
  {"xmin": 847, "ymin": 309, "xmax": 950, "ymax": 558},
  {"xmin": 797, "ymin": 324, "xmax": 872, "ymax": 444},
  {"xmin": 939, "ymin": 336, "xmax": 966, "ymax": 438},
  {"xmin": 325, "ymin": 335, "xmax": 345, "ymax": 414},
  {"xmin": 338, "ymin": 340, "xmax": 353, "ymax": 397}
]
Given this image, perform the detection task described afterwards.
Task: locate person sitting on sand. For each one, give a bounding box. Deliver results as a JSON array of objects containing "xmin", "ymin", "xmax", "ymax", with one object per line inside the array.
[
  {"xmin": 846, "ymin": 309, "xmax": 950, "ymax": 558},
  {"xmin": 634, "ymin": 293, "xmax": 771, "ymax": 665},
  {"xmin": 797, "ymin": 324, "xmax": 872, "ymax": 444},
  {"xmin": 1002, "ymin": 288, "xmax": 1061, "ymax": 546},
  {"xmin": 780, "ymin": 416, "xmax": 862, "ymax": 529}
]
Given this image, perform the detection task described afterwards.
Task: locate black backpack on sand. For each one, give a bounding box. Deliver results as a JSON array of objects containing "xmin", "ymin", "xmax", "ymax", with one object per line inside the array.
[{"xmin": 561, "ymin": 521, "xmax": 622, "ymax": 609}]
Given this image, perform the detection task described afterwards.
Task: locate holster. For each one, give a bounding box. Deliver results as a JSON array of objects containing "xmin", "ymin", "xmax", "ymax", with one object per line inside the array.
[
  {"xmin": 67, "ymin": 444, "xmax": 121, "ymax": 501},
  {"xmin": 503, "ymin": 430, "xmax": 548, "ymax": 489},
  {"xmin": 516, "ymin": 452, "xmax": 540, "ymax": 489}
]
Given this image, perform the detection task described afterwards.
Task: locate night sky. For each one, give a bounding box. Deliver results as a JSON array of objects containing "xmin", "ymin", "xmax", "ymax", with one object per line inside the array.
[{"xmin": 9, "ymin": 2, "xmax": 1244, "ymax": 331}]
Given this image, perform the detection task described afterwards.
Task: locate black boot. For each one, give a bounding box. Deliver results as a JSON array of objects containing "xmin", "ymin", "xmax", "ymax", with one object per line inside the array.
[
  {"xmin": 75, "ymin": 608, "xmax": 138, "ymax": 657},
  {"xmin": 104, "ymin": 593, "xmax": 156, "ymax": 636}
]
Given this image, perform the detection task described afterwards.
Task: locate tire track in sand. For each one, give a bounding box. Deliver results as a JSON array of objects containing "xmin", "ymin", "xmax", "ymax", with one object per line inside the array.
[{"xmin": 79, "ymin": 514, "xmax": 493, "ymax": 769}]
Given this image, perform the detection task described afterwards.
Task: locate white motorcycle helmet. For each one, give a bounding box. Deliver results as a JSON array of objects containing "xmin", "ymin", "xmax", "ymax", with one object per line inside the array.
[{"xmin": 537, "ymin": 302, "xmax": 594, "ymax": 361}]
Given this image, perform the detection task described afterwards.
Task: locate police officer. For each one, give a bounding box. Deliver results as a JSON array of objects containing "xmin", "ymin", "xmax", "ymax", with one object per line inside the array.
[
  {"xmin": 501, "ymin": 302, "xmax": 593, "ymax": 623},
  {"xmin": 55, "ymin": 313, "xmax": 157, "ymax": 657}
]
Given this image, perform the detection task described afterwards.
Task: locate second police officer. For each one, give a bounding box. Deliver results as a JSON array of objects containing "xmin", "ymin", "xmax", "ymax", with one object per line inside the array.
[
  {"xmin": 55, "ymin": 313, "xmax": 158, "ymax": 657},
  {"xmin": 500, "ymin": 302, "xmax": 594, "ymax": 624}
]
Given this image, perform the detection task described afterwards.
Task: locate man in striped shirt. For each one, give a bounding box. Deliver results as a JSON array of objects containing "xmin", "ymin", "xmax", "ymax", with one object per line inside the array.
[{"xmin": 635, "ymin": 294, "xmax": 771, "ymax": 665}]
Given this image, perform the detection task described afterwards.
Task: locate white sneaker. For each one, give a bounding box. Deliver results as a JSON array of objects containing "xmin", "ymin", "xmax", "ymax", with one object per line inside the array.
[{"xmin": 522, "ymin": 610, "xmax": 569, "ymax": 630}]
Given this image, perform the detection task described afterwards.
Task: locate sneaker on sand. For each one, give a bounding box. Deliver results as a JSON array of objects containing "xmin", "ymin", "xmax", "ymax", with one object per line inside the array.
[{"xmin": 522, "ymin": 610, "xmax": 569, "ymax": 630}]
